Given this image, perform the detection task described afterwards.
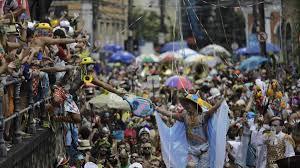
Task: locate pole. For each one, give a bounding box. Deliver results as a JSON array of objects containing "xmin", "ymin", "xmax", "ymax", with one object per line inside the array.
[
  {"xmin": 252, "ymin": 0, "xmax": 258, "ymax": 33},
  {"xmin": 160, "ymin": 0, "xmax": 166, "ymax": 32},
  {"xmin": 92, "ymin": 0, "xmax": 99, "ymax": 41},
  {"xmin": 258, "ymin": 0, "xmax": 267, "ymax": 56},
  {"xmin": 127, "ymin": 0, "xmax": 134, "ymax": 52},
  {"xmin": 159, "ymin": 0, "xmax": 166, "ymax": 45},
  {"xmin": 152, "ymin": 79, "xmax": 155, "ymax": 100}
]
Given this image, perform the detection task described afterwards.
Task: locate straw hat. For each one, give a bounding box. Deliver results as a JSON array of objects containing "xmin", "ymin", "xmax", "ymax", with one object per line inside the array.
[{"xmin": 77, "ymin": 139, "xmax": 92, "ymax": 151}]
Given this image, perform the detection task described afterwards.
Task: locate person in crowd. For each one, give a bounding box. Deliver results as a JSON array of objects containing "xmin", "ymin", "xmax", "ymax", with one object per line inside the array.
[{"xmin": 155, "ymin": 93, "xmax": 224, "ymax": 167}]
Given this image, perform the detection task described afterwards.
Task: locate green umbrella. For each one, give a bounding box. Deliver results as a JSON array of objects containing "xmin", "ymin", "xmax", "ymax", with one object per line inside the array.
[{"xmin": 137, "ymin": 54, "xmax": 159, "ymax": 63}]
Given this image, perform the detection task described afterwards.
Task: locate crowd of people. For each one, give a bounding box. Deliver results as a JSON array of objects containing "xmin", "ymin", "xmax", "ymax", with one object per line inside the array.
[{"xmin": 1, "ymin": 1, "xmax": 300, "ymax": 168}]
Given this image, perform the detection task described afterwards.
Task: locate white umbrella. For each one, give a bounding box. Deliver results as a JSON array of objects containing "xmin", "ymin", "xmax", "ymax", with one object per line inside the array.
[
  {"xmin": 159, "ymin": 52, "xmax": 183, "ymax": 62},
  {"xmin": 87, "ymin": 92, "xmax": 130, "ymax": 110},
  {"xmin": 200, "ymin": 44, "xmax": 231, "ymax": 57},
  {"xmin": 184, "ymin": 55, "xmax": 222, "ymax": 67},
  {"xmin": 176, "ymin": 48, "xmax": 198, "ymax": 58}
]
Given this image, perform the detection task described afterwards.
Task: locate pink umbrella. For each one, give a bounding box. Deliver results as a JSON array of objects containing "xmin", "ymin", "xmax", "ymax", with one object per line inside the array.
[{"xmin": 165, "ymin": 75, "xmax": 192, "ymax": 90}]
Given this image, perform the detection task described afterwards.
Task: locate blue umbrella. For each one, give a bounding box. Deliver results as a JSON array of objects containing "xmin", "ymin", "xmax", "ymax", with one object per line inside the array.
[
  {"xmin": 238, "ymin": 56, "xmax": 269, "ymax": 72},
  {"xmin": 103, "ymin": 44, "xmax": 124, "ymax": 53},
  {"xmin": 160, "ymin": 41, "xmax": 188, "ymax": 53},
  {"xmin": 235, "ymin": 43, "xmax": 280, "ymax": 56},
  {"xmin": 108, "ymin": 51, "xmax": 135, "ymax": 64}
]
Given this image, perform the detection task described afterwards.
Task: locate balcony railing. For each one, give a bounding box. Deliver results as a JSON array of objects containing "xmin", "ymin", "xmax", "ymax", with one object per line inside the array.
[{"xmin": 0, "ymin": 77, "xmax": 51, "ymax": 157}]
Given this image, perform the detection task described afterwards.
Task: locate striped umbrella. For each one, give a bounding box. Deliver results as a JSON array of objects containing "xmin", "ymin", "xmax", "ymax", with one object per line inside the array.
[{"xmin": 165, "ymin": 75, "xmax": 192, "ymax": 90}]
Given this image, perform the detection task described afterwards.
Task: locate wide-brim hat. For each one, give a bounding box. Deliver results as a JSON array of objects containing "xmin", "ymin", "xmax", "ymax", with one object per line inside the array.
[
  {"xmin": 269, "ymin": 116, "xmax": 283, "ymax": 124},
  {"xmin": 179, "ymin": 94, "xmax": 212, "ymax": 110},
  {"xmin": 77, "ymin": 139, "xmax": 92, "ymax": 150}
]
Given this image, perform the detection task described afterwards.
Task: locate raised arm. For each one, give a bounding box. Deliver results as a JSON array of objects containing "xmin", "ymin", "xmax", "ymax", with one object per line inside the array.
[
  {"xmin": 206, "ymin": 98, "xmax": 224, "ymax": 118},
  {"xmin": 245, "ymin": 96, "xmax": 254, "ymax": 112},
  {"xmin": 39, "ymin": 66, "xmax": 70, "ymax": 73},
  {"xmin": 91, "ymin": 73, "xmax": 125, "ymax": 96},
  {"xmin": 2, "ymin": 7, "xmax": 25, "ymax": 20},
  {"xmin": 155, "ymin": 106, "xmax": 184, "ymax": 121},
  {"xmin": 40, "ymin": 37, "xmax": 86, "ymax": 46}
]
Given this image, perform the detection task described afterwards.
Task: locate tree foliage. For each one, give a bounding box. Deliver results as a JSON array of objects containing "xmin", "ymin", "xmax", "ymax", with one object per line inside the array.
[{"xmin": 132, "ymin": 9, "xmax": 161, "ymax": 43}]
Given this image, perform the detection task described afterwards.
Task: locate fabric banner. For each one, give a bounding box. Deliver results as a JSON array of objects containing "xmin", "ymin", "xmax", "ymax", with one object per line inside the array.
[
  {"xmin": 208, "ymin": 101, "xmax": 230, "ymax": 168},
  {"xmin": 154, "ymin": 112, "xmax": 188, "ymax": 168}
]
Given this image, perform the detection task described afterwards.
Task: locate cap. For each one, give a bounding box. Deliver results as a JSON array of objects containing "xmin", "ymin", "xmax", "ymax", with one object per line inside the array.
[
  {"xmin": 129, "ymin": 163, "xmax": 143, "ymax": 168},
  {"xmin": 138, "ymin": 127, "xmax": 150, "ymax": 136},
  {"xmin": 84, "ymin": 162, "xmax": 98, "ymax": 168},
  {"xmin": 246, "ymin": 112, "xmax": 256, "ymax": 120}
]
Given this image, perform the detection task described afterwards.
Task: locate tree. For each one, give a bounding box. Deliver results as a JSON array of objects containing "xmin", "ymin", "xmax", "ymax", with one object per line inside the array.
[{"xmin": 132, "ymin": 9, "xmax": 161, "ymax": 43}]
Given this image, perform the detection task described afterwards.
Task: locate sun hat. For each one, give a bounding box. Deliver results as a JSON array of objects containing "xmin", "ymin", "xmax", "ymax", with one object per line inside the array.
[
  {"xmin": 180, "ymin": 94, "xmax": 212, "ymax": 110},
  {"xmin": 77, "ymin": 139, "xmax": 92, "ymax": 150}
]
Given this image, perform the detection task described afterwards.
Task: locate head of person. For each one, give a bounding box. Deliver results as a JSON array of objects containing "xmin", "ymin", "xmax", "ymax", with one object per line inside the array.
[
  {"xmin": 98, "ymin": 140, "xmax": 111, "ymax": 157},
  {"xmin": 270, "ymin": 116, "xmax": 284, "ymax": 134},
  {"xmin": 124, "ymin": 128, "xmax": 137, "ymax": 146},
  {"xmin": 101, "ymin": 112, "xmax": 111, "ymax": 124},
  {"xmin": 138, "ymin": 127, "xmax": 150, "ymax": 143},
  {"xmin": 140, "ymin": 142, "xmax": 152, "ymax": 157},
  {"xmin": 108, "ymin": 154, "xmax": 118, "ymax": 167},
  {"xmin": 53, "ymin": 28, "xmax": 67, "ymax": 39},
  {"xmin": 150, "ymin": 157, "xmax": 161, "ymax": 168},
  {"xmin": 52, "ymin": 85, "xmax": 67, "ymax": 106},
  {"xmin": 117, "ymin": 141, "xmax": 130, "ymax": 154},
  {"xmin": 35, "ymin": 23, "xmax": 53, "ymax": 37},
  {"xmin": 100, "ymin": 127, "xmax": 110, "ymax": 139},
  {"xmin": 179, "ymin": 94, "xmax": 207, "ymax": 115},
  {"xmin": 79, "ymin": 126, "xmax": 91, "ymax": 140},
  {"xmin": 130, "ymin": 153, "xmax": 139, "ymax": 163},
  {"xmin": 119, "ymin": 148, "xmax": 129, "ymax": 166}
]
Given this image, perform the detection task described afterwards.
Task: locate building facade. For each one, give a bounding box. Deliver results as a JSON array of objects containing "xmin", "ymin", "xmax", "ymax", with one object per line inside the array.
[
  {"xmin": 96, "ymin": 0, "xmax": 128, "ymax": 46},
  {"xmin": 281, "ymin": 0, "xmax": 300, "ymax": 64},
  {"xmin": 243, "ymin": 0, "xmax": 300, "ymax": 64}
]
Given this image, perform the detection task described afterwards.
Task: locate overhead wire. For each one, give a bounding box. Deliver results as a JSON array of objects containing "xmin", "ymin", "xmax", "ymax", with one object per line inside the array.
[
  {"xmin": 217, "ymin": 0, "xmax": 230, "ymax": 49},
  {"xmin": 182, "ymin": 0, "xmax": 201, "ymax": 51},
  {"xmin": 128, "ymin": 0, "xmax": 267, "ymax": 9}
]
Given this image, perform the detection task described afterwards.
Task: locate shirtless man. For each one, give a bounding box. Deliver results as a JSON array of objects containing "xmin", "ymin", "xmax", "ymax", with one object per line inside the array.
[{"xmin": 155, "ymin": 94, "xmax": 224, "ymax": 168}]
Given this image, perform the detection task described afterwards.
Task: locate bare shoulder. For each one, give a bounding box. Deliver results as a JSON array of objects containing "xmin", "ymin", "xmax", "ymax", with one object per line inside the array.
[{"xmin": 284, "ymin": 134, "xmax": 295, "ymax": 147}]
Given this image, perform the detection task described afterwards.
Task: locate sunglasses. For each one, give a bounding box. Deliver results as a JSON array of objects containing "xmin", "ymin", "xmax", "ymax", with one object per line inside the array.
[{"xmin": 143, "ymin": 147, "xmax": 151, "ymax": 150}]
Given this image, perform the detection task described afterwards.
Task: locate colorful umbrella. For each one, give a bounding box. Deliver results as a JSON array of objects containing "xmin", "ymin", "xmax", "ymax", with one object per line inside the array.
[
  {"xmin": 165, "ymin": 75, "xmax": 192, "ymax": 90},
  {"xmin": 200, "ymin": 44, "xmax": 231, "ymax": 57},
  {"xmin": 184, "ymin": 55, "xmax": 221, "ymax": 67},
  {"xmin": 159, "ymin": 52, "xmax": 183, "ymax": 62},
  {"xmin": 136, "ymin": 54, "xmax": 159, "ymax": 63},
  {"xmin": 176, "ymin": 48, "xmax": 198, "ymax": 58},
  {"xmin": 238, "ymin": 56, "xmax": 269, "ymax": 72},
  {"xmin": 160, "ymin": 41, "xmax": 188, "ymax": 53},
  {"xmin": 108, "ymin": 51, "xmax": 135, "ymax": 64}
]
